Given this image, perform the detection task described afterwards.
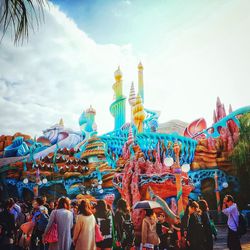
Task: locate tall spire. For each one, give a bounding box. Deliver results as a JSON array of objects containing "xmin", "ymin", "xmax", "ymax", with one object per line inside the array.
[
  {"xmin": 216, "ymin": 96, "xmax": 221, "ymax": 106},
  {"xmin": 110, "ymin": 66, "xmax": 126, "ymax": 130},
  {"xmin": 132, "ymin": 94, "xmax": 145, "ymax": 133},
  {"xmin": 128, "ymin": 82, "xmax": 136, "ymax": 106},
  {"xmin": 229, "ymin": 104, "xmax": 233, "ymax": 113},
  {"xmin": 59, "ymin": 118, "xmax": 64, "ymax": 127},
  {"xmin": 127, "ymin": 124, "xmax": 134, "ymax": 146},
  {"xmin": 138, "ymin": 62, "xmax": 144, "ymax": 103},
  {"xmin": 213, "ymin": 110, "xmax": 217, "ymax": 124}
]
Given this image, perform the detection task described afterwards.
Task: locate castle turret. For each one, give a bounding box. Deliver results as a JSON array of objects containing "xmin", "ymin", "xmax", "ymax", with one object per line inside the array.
[
  {"xmin": 129, "ymin": 82, "xmax": 136, "ymax": 123},
  {"xmin": 86, "ymin": 105, "xmax": 97, "ymax": 132},
  {"xmin": 110, "ymin": 67, "xmax": 126, "ymax": 130},
  {"xmin": 138, "ymin": 62, "xmax": 144, "ymax": 103},
  {"xmin": 128, "ymin": 82, "xmax": 136, "ymax": 106},
  {"xmin": 59, "ymin": 118, "xmax": 64, "ymax": 127},
  {"xmin": 132, "ymin": 94, "xmax": 145, "ymax": 133}
]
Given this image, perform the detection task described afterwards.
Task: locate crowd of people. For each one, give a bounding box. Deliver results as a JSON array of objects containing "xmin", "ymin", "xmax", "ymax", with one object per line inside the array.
[{"xmin": 0, "ymin": 194, "xmax": 243, "ymax": 250}]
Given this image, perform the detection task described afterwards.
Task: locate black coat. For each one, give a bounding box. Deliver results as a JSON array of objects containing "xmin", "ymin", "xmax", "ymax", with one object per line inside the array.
[
  {"xmin": 200, "ymin": 212, "xmax": 213, "ymax": 250},
  {"xmin": 187, "ymin": 213, "xmax": 205, "ymax": 250},
  {"xmin": 0, "ymin": 210, "xmax": 15, "ymax": 246}
]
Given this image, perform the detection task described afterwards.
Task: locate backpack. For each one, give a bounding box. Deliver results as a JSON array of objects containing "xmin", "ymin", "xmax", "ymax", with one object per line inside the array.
[
  {"xmin": 121, "ymin": 216, "xmax": 135, "ymax": 247},
  {"xmin": 36, "ymin": 213, "xmax": 49, "ymax": 232},
  {"xmin": 237, "ymin": 213, "xmax": 247, "ymax": 236},
  {"xmin": 96, "ymin": 213, "xmax": 113, "ymax": 239}
]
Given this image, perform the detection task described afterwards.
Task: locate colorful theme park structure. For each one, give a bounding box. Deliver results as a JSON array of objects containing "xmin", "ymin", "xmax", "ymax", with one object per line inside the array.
[{"xmin": 0, "ymin": 63, "xmax": 250, "ymax": 226}]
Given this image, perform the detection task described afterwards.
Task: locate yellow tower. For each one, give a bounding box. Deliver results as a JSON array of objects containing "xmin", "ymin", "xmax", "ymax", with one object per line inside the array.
[
  {"xmin": 138, "ymin": 62, "xmax": 144, "ymax": 103},
  {"xmin": 110, "ymin": 66, "xmax": 126, "ymax": 130},
  {"xmin": 132, "ymin": 94, "xmax": 145, "ymax": 133}
]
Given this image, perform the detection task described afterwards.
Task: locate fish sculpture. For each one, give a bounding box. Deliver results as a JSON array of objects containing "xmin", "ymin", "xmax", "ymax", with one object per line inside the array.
[{"xmin": 148, "ymin": 186, "xmax": 177, "ymax": 220}]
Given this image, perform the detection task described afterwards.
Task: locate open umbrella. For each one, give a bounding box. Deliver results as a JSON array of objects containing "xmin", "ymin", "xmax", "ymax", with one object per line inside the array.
[{"xmin": 133, "ymin": 200, "xmax": 162, "ymax": 209}]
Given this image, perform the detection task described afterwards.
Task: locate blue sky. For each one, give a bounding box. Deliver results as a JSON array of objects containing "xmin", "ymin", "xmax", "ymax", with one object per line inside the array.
[
  {"xmin": 50, "ymin": 0, "xmax": 224, "ymax": 51},
  {"xmin": 0, "ymin": 0, "xmax": 249, "ymax": 136}
]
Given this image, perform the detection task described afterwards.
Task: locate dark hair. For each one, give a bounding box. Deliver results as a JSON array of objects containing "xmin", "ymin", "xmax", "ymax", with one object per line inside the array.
[
  {"xmin": 71, "ymin": 201, "xmax": 78, "ymax": 208},
  {"xmin": 157, "ymin": 212, "xmax": 165, "ymax": 217},
  {"xmin": 4, "ymin": 199, "xmax": 14, "ymax": 210},
  {"xmin": 57, "ymin": 197, "xmax": 70, "ymax": 210},
  {"xmin": 145, "ymin": 209, "xmax": 154, "ymax": 217},
  {"xmin": 78, "ymin": 199, "xmax": 92, "ymax": 216},
  {"xmin": 189, "ymin": 201, "xmax": 199, "ymax": 210},
  {"xmin": 117, "ymin": 198, "xmax": 129, "ymax": 213},
  {"xmin": 36, "ymin": 197, "xmax": 44, "ymax": 206},
  {"xmin": 95, "ymin": 200, "xmax": 109, "ymax": 218},
  {"xmin": 198, "ymin": 200, "xmax": 209, "ymax": 213},
  {"xmin": 225, "ymin": 195, "xmax": 234, "ymax": 203}
]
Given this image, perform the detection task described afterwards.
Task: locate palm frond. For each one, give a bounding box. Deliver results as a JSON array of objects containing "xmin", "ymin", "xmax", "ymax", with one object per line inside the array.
[{"xmin": 0, "ymin": 0, "xmax": 48, "ymax": 44}]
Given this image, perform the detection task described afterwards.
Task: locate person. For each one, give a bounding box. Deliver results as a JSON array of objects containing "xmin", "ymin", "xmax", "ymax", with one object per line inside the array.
[
  {"xmin": 186, "ymin": 201, "xmax": 205, "ymax": 250},
  {"xmin": 141, "ymin": 209, "xmax": 160, "ymax": 250},
  {"xmin": 198, "ymin": 200, "xmax": 213, "ymax": 250},
  {"xmin": 10, "ymin": 197, "xmax": 21, "ymax": 221},
  {"xmin": 48, "ymin": 201, "xmax": 55, "ymax": 215},
  {"xmin": 156, "ymin": 212, "xmax": 170, "ymax": 250},
  {"xmin": 114, "ymin": 198, "xmax": 135, "ymax": 249},
  {"xmin": 15, "ymin": 203, "xmax": 28, "ymax": 247},
  {"xmin": 42, "ymin": 196, "xmax": 50, "ymax": 211},
  {"xmin": 95, "ymin": 199, "xmax": 113, "ymax": 250},
  {"xmin": 43, "ymin": 197, "xmax": 73, "ymax": 250},
  {"xmin": 0, "ymin": 199, "xmax": 15, "ymax": 250},
  {"xmin": 222, "ymin": 195, "xmax": 242, "ymax": 250},
  {"xmin": 31, "ymin": 197, "xmax": 49, "ymax": 250},
  {"xmin": 16, "ymin": 203, "xmax": 28, "ymax": 229},
  {"xmin": 73, "ymin": 199, "xmax": 96, "ymax": 250},
  {"xmin": 179, "ymin": 204, "xmax": 189, "ymax": 249}
]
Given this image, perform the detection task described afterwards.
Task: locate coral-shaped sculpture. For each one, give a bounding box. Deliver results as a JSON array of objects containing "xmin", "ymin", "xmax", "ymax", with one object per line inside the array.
[
  {"xmin": 132, "ymin": 94, "xmax": 145, "ymax": 133},
  {"xmin": 184, "ymin": 118, "xmax": 207, "ymax": 139}
]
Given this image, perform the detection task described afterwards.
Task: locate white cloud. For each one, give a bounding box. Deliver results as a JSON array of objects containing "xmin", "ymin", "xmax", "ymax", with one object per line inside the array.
[{"xmin": 0, "ymin": 3, "xmax": 139, "ymax": 136}]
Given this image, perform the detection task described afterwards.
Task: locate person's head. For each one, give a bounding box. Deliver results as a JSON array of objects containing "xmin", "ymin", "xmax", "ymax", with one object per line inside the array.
[
  {"xmin": 224, "ymin": 195, "xmax": 234, "ymax": 207},
  {"xmin": 198, "ymin": 200, "xmax": 209, "ymax": 213},
  {"xmin": 78, "ymin": 199, "xmax": 92, "ymax": 216},
  {"xmin": 157, "ymin": 212, "xmax": 166, "ymax": 223},
  {"xmin": 71, "ymin": 201, "xmax": 78, "ymax": 214},
  {"xmin": 95, "ymin": 199, "xmax": 109, "ymax": 218},
  {"xmin": 42, "ymin": 196, "xmax": 47, "ymax": 204},
  {"xmin": 117, "ymin": 198, "xmax": 129, "ymax": 213},
  {"xmin": 57, "ymin": 197, "xmax": 71, "ymax": 210},
  {"xmin": 188, "ymin": 201, "xmax": 199, "ymax": 215},
  {"xmin": 54, "ymin": 200, "xmax": 58, "ymax": 209},
  {"xmin": 145, "ymin": 209, "xmax": 154, "ymax": 217},
  {"xmin": 32, "ymin": 197, "xmax": 43, "ymax": 209},
  {"xmin": 49, "ymin": 201, "xmax": 55, "ymax": 209},
  {"xmin": 4, "ymin": 199, "xmax": 14, "ymax": 211},
  {"xmin": 20, "ymin": 203, "xmax": 28, "ymax": 213}
]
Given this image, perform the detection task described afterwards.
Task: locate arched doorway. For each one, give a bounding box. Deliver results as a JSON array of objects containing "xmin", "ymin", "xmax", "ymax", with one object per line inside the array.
[
  {"xmin": 22, "ymin": 188, "xmax": 34, "ymax": 202},
  {"xmin": 39, "ymin": 184, "xmax": 67, "ymax": 201},
  {"xmin": 7, "ymin": 183, "xmax": 18, "ymax": 199},
  {"xmin": 201, "ymin": 178, "xmax": 216, "ymax": 210}
]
